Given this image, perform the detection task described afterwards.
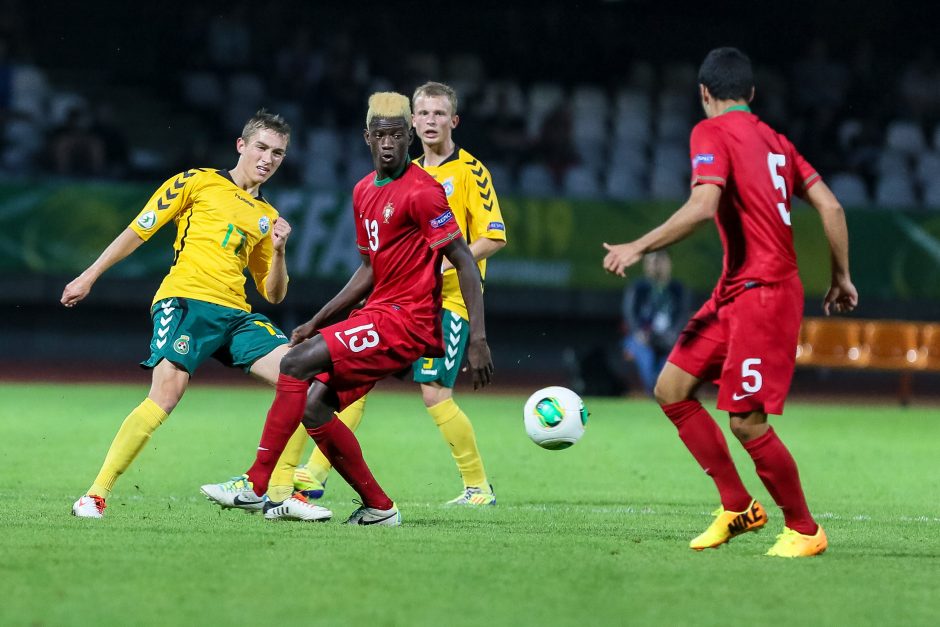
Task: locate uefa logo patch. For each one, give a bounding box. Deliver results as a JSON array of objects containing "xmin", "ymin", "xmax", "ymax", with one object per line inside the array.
[
  {"xmin": 430, "ymin": 210, "xmax": 454, "ymax": 228},
  {"xmin": 259, "ymin": 216, "xmax": 270, "ymax": 235},
  {"xmin": 136, "ymin": 210, "xmax": 156, "ymax": 230}
]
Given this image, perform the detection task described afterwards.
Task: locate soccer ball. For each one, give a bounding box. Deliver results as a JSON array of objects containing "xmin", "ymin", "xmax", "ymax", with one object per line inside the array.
[{"xmin": 523, "ymin": 386, "xmax": 588, "ymax": 450}]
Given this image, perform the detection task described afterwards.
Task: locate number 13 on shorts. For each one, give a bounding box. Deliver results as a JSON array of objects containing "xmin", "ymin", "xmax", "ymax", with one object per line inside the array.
[{"xmin": 334, "ymin": 323, "xmax": 381, "ymax": 353}]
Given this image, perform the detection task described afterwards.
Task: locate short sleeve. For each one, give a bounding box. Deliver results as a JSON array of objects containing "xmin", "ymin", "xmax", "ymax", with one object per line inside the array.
[
  {"xmin": 353, "ymin": 186, "xmax": 369, "ymax": 253},
  {"xmin": 689, "ymin": 123, "xmax": 729, "ymax": 189},
  {"xmin": 465, "ymin": 164, "xmax": 507, "ymax": 243},
  {"xmin": 129, "ymin": 169, "xmax": 199, "ymax": 240},
  {"xmin": 789, "ymin": 140, "xmax": 821, "ymax": 198},
  {"xmin": 413, "ymin": 183, "xmax": 462, "ymax": 249}
]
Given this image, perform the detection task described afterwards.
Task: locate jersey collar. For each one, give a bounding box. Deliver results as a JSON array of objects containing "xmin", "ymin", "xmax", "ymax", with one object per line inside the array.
[
  {"xmin": 720, "ymin": 104, "xmax": 752, "ymax": 115},
  {"xmin": 374, "ymin": 162, "xmax": 409, "ymax": 187},
  {"xmin": 217, "ymin": 169, "xmax": 266, "ymax": 202},
  {"xmin": 417, "ymin": 145, "xmax": 460, "ymax": 168}
]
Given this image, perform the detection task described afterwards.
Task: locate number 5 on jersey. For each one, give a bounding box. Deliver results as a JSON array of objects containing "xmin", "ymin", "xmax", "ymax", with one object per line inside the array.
[{"xmin": 334, "ymin": 323, "xmax": 380, "ymax": 353}]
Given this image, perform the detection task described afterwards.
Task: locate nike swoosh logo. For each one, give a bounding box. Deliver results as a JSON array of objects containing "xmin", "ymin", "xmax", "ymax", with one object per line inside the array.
[
  {"xmin": 360, "ymin": 511, "xmax": 398, "ymax": 525},
  {"xmin": 233, "ymin": 494, "xmax": 260, "ymax": 506},
  {"xmin": 732, "ymin": 392, "xmax": 755, "ymax": 401}
]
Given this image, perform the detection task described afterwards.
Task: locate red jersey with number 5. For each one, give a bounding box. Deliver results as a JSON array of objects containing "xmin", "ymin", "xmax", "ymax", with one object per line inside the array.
[
  {"xmin": 689, "ymin": 108, "xmax": 821, "ymax": 303},
  {"xmin": 352, "ymin": 163, "xmax": 463, "ymax": 350}
]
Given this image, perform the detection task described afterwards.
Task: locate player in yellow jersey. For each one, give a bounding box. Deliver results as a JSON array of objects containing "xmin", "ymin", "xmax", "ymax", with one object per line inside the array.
[
  {"xmin": 293, "ymin": 81, "xmax": 508, "ymax": 505},
  {"xmin": 64, "ymin": 110, "xmax": 329, "ymax": 522}
]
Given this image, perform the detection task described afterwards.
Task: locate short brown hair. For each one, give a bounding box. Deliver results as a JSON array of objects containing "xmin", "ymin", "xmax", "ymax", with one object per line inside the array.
[
  {"xmin": 241, "ymin": 109, "xmax": 291, "ymax": 145},
  {"xmin": 412, "ymin": 81, "xmax": 458, "ymax": 115}
]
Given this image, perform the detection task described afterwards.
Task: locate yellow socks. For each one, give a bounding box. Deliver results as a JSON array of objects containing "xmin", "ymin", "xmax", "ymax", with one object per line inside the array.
[
  {"xmin": 88, "ymin": 398, "xmax": 168, "ymax": 498},
  {"xmin": 267, "ymin": 425, "xmax": 308, "ymax": 502},
  {"xmin": 304, "ymin": 395, "xmax": 367, "ymax": 483},
  {"xmin": 428, "ymin": 398, "xmax": 487, "ymax": 488}
]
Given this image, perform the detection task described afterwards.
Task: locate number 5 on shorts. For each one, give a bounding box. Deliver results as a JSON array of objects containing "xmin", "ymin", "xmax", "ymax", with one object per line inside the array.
[
  {"xmin": 335, "ymin": 323, "xmax": 380, "ymax": 353},
  {"xmin": 741, "ymin": 358, "xmax": 763, "ymax": 393}
]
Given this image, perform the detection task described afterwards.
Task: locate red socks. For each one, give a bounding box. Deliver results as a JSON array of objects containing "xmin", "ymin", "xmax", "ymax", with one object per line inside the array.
[
  {"xmin": 743, "ymin": 427, "xmax": 817, "ymax": 535},
  {"xmin": 661, "ymin": 400, "xmax": 752, "ymax": 512},
  {"xmin": 246, "ymin": 374, "xmax": 310, "ymax": 496},
  {"xmin": 307, "ymin": 418, "xmax": 393, "ymax": 510}
]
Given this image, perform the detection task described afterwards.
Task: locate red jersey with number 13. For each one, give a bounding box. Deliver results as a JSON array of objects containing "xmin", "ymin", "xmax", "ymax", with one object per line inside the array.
[
  {"xmin": 353, "ymin": 163, "xmax": 463, "ymax": 350},
  {"xmin": 689, "ymin": 108, "xmax": 821, "ymax": 303}
]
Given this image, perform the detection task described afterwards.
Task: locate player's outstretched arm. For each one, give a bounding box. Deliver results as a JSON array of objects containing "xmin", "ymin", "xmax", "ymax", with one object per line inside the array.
[
  {"xmin": 290, "ymin": 253, "xmax": 374, "ymax": 345},
  {"xmin": 803, "ymin": 181, "xmax": 858, "ymax": 315},
  {"xmin": 603, "ymin": 184, "xmax": 721, "ymax": 277},
  {"xmin": 443, "ymin": 237, "xmax": 493, "ymax": 389},
  {"xmin": 61, "ymin": 227, "xmax": 146, "ymax": 308},
  {"xmin": 263, "ymin": 217, "xmax": 292, "ymax": 304}
]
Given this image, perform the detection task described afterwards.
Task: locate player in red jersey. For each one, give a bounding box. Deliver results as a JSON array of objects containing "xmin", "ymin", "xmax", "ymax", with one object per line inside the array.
[
  {"xmin": 232, "ymin": 92, "xmax": 493, "ymax": 525},
  {"xmin": 603, "ymin": 48, "xmax": 857, "ymax": 557}
]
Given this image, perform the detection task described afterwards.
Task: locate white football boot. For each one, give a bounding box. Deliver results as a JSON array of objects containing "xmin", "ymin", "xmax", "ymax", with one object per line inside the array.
[
  {"xmin": 263, "ymin": 493, "xmax": 332, "ymax": 522},
  {"xmin": 72, "ymin": 494, "xmax": 106, "ymax": 518},
  {"xmin": 200, "ymin": 475, "xmax": 264, "ymax": 511}
]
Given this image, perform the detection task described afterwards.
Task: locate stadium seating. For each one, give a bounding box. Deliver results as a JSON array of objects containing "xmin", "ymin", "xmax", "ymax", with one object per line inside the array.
[
  {"xmin": 797, "ymin": 318, "xmax": 940, "ymax": 403},
  {"xmin": 920, "ymin": 324, "xmax": 940, "ymax": 370},
  {"xmin": 797, "ymin": 318, "xmax": 868, "ymax": 368}
]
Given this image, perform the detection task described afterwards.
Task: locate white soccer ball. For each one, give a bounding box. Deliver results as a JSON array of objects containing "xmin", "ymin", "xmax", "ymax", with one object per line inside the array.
[{"xmin": 523, "ymin": 386, "xmax": 588, "ymax": 450}]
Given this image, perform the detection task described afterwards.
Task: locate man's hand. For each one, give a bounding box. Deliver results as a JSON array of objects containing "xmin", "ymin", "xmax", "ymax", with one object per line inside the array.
[
  {"xmin": 271, "ymin": 217, "xmax": 292, "ymax": 253},
  {"xmin": 466, "ymin": 337, "xmax": 494, "ymax": 389},
  {"xmin": 290, "ymin": 319, "xmax": 318, "ymax": 346},
  {"xmin": 602, "ymin": 242, "xmax": 643, "ymax": 277},
  {"xmin": 823, "ymin": 275, "xmax": 858, "ymax": 315},
  {"xmin": 61, "ymin": 276, "xmax": 93, "ymax": 308}
]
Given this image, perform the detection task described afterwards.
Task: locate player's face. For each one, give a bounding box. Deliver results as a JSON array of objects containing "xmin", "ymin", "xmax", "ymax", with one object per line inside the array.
[
  {"xmin": 412, "ymin": 95, "xmax": 458, "ymax": 148},
  {"xmin": 236, "ymin": 128, "xmax": 288, "ymax": 184},
  {"xmin": 364, "ymin": 117, "xmax": 413, "ymax": 176}
]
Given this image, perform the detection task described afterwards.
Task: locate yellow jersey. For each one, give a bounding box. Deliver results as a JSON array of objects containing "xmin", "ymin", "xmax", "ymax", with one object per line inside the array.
[
  {"xmin": 128, "ymin": 168, "xmax": 281, "ymax": 312},
  {"xmin": 415, "ymin": 147, "xmax": 507, "ymax": 320}
]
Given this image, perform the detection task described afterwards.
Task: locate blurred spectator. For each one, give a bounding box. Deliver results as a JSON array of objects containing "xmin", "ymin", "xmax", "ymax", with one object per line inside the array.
[
  {"xmin": 621, "ymin": 251, "xmax": 688, "ymax": 396},
  {"xmin": 477, "ymin": 84, "xmax": 530, "ymax": 171},
  {"xmin": 899, "ymin": 45, "xmax": 940, "ymax": 125},
  {"xmin": 534, "ymin": 103, "xmax": 579, "ymax": 184},
  {"xmin": 90, "ymin": 103, "xmax": 129, "ymax": 178},
  {"xmin": 207, "ymin": 3, "xmax": 252, "ymax": 71},
  {"xmin": 46, "ymin": 102, "xmax": 106, "ymax": 177}
]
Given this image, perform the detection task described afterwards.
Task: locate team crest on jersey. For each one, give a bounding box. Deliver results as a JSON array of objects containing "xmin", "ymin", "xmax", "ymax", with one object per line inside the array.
[
  {"xmin": 382, "ymin": 202, "xmax": 395, "ymax": 223},
  {"xmin": 259, "ymin": 216, "xmax": 270, "ymax": 235},
  {"xmin": 136, "ymin": 210, "xmax": 156, "ymax": 230},
  {"xmin": 173, "ymin": 335, "xmax": 191, "ymax": 355},
  {"xmin": 441, "ymin": 177, "xmax": 455, "ymax": 197}
]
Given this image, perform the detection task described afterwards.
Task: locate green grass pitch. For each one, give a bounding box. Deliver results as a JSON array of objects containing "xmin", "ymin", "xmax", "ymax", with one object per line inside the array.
[{"xmin": 1, "ymin": 382, "xmax": 938, "ymax": 626}]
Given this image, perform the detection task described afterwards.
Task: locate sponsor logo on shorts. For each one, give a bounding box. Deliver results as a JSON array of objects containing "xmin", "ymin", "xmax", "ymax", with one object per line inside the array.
[
  {"xmin": 136, "ymin": 210, "xmax": 157, "ymax": 230},
  {"xmin": 441, "ymin": 177, "xmax": 455, "ymax": 197},
  {"xmin": 259, "ymin": 216, "xmax": 270, "ymax": 235},
  {"xmin": 421, "ymin": 368, "xmax": 439, "ymax": 376},
  {"xmin": 731, "ymin": 392, "xmax": 755, "ymax": 401},
  {"xmin": 430, "ymin": 210, "xmax": 454, "ymax": 228},
  {"xmin": 173, "ymin": 335, "xmax": 191, "ymax": 355},
  {"xmin": 692, "ymin": 153, "xmax": 715, "ymax": 168},
  {"xmin": 488, "ymin": 221, "xmax": 505, "ymax": 231}
]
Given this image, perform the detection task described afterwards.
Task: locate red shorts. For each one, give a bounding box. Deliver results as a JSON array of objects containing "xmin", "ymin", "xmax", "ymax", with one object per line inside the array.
[
  {"xmin": 314, "ymin": 306, "xmax": 436, "ymax": 410},
  {"xmin": 667, "ymin": 275, "xmax": 803, "ymax": 415}
]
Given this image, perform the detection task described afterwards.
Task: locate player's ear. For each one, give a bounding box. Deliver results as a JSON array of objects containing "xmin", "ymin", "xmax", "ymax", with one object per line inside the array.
[
  {"xmin": 407, "ymin": 127, "xmax": 415, "ymax": 145},
  {"xmin": 363, "ymin": 128, "xmax": 370, "ymax": 145},
  {"xmin": 451, "ymin": 114, "xmax": 460, "ymax": 130},
  {"xmin": 236, "ymin": 137, "xmax": 246, "ymax": 154},
  {"xmin": 747, "ymin": 86, "xmax": 755, "ymax": 103}
]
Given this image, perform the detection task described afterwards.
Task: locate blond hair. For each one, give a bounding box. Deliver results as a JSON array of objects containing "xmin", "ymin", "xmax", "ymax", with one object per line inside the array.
[
  {"xmin": 241, "ymin": 109, "xmax": 291, "ymax": 145},
  {"xmin": 412, "ymin": 81, "xmax": 458, "ymax": 115},
  {"xmin": 366, "ymin": 92, "xmax": 412, "ymax": 128}
]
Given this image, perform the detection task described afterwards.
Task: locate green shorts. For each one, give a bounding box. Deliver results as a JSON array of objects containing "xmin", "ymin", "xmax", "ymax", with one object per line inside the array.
[
  {"xmin": 140, "ymin": 297, "xmax": 288, "ymax": 374},
  {"xmin": 412, "ymin": 309, "xmax": 469, "ymax": 388}
]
